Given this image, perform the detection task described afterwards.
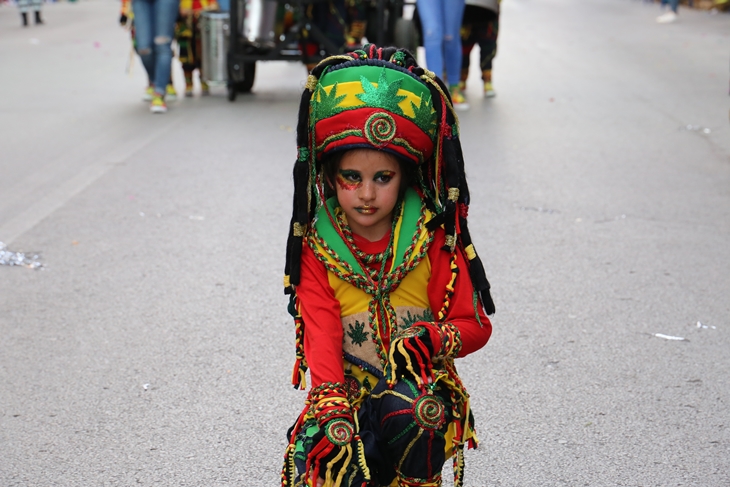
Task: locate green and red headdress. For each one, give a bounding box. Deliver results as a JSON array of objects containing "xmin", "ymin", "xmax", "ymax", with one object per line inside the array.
[{"xmin": 284, "ymin": 45, "xmax": 495, "ymax": 316}]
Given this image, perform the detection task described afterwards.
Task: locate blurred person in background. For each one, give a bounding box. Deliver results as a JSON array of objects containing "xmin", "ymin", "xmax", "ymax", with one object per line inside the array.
[
  {"xmin": 120, "ymin": 0, "xmax": 179, "ymax": 102},
  {"xmin": 18, "ymin": 0, "xmax": 43, "ymax": 27},
  {"xmin": 416, "ymin": 0, "xmax": 468, "ymax": 109},
  {"xmin": 176, "ymin": 0, "xmax": 218, "ymax": 96},
  {"xmin": 460, "ymin": 0, "xmax": 499, "ymax": 98},
  {"xmin": 130, "ymin": 0, "xmax": 181, "ymax": 113},
  {"xmin": 657, "ymin": 0, "xmax": 679, "ymax": 23}
]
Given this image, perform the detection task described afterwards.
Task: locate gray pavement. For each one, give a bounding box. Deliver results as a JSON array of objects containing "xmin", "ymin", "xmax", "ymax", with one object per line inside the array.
[{"xmin": 1, "ymin": 0, "xmax": 730, "ymax": 485}]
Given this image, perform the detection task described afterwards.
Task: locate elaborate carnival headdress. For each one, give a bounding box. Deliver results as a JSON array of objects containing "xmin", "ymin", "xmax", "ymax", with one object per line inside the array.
[{"xmin": 284, "ymin": 44, "xmax": 495, "ymax": 316}]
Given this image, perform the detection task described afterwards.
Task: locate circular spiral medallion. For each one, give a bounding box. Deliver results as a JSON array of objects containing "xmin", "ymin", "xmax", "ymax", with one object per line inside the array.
[
  {"xmin": 412, "ymin": 392, "xmax": 446, "ymax": 431},
  {"xmin": 325, "ymin": 418, "xmax": 354, "ymax": 446},
  {"xmin": 364, "ymin": 112, "xmax": 397, "ymax": 146}
]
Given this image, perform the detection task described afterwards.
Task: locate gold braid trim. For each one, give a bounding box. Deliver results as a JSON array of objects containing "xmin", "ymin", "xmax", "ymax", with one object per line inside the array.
[
  {"xmin": 305, "ymin": 74, "xmax": 318, "ymax": 92},
  {"xmin": 316, "ymin": 54, "xmax": 358, "ymax": 70},
  {"xmin": 437, "ymin": 252, "xmax": 459, "ymax": 321}
]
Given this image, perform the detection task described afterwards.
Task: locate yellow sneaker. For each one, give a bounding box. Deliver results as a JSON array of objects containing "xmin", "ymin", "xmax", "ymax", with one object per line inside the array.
[
  {"xmin": 150, "ymin": 94, "xmax": 167, "ymax": 113},
  {"xmin": 142, "ymin": 86, "xmax": 154, "ymax": 102},
  {"xmin": 165, "ymin": 84, "xmax": 177, "ymax": 101},
  {"xmin": 201, "ymin": 81, "xmax": 210, "ymax": 96},
  {"xmin": 450, "ymin": 86, "xmax": 469, "ymax": 111},
  {"xmin": 484, "ymin": 81, "xmax": 496, "ymax": 98}
]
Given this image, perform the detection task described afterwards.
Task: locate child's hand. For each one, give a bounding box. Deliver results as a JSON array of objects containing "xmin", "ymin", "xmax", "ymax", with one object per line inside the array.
[
  {"xmin": 307, "ymin": 417, "xmax": 355, "ymax": 486},
  {"xmin": 388, "ymin": 325, "xmax": 435, "ymax": 386}
]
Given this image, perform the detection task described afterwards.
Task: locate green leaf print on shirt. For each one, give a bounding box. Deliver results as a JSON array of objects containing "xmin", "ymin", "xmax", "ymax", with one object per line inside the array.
[{"xmin": 347, "ymin": 320, "xmax": 370, "ymax": 346}]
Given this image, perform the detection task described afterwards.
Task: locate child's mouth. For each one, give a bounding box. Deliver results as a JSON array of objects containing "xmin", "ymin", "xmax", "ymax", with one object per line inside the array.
[{"xmin": 356, "ymin": 206, "xmax": 377, "ymax": 215}]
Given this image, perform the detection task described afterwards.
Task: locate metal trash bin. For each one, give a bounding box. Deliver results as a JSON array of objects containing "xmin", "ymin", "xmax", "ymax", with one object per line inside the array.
[
  {"xmin": 200, "ymin": 11, "xmax": 230, "ymax": 84},
  {"xmin": 239, "ymin": 0, "xmax": 277, "ymax": 49}
]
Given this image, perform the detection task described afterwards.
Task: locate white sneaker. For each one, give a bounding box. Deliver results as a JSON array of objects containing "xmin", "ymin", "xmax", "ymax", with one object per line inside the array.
[{"xmin": 656, "ymin": 11, "xmax": 678, "ymax": 23}]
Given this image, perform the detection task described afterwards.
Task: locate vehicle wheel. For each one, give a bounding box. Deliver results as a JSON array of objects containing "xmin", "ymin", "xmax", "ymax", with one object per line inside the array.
[
  {"xmin": 394, "ymin": 18, "xmax": 418, "ymax": 54},
  {"xmin": 238, "ymin": 62, "xmax": 256, "ymax": 93},
  {"xmin": 227, "ymin": 81, "xmax": 237, "ymax": 102}
]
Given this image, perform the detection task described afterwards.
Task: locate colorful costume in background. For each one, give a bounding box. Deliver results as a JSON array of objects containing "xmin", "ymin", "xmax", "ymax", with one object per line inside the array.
[
  {"xmin": 460, "ymin": 0, "xmax": 500, "ymax": 96},
  {"xmin": 176, "ymin": 0, "xmax": 218, "ymax": 95},
  {"xmin": 282, "ymin": 45, "xmax": 496, "ymax": 487}
]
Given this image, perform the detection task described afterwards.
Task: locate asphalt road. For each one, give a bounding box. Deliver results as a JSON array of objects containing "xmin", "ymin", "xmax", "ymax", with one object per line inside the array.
[{"xmin": 1, "ymin": 0, "xmax": 730, "ymax": 485}]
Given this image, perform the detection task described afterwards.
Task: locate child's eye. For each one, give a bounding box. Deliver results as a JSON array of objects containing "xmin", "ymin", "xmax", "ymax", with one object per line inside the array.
[
  {"xmin": 339, "ymin": 170, "xmax": 361, "ymax": 182},
  {"xmin": 374, "ymin": 171, "xmax": 396, "ymax": 183}
]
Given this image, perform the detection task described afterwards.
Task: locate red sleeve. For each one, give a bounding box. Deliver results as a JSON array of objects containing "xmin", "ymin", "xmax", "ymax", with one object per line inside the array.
[
  {"xmin": 297, "ymin": 242, "xmax": 345, "ymax": 388},
  {"xmin": 425, "ymin": 229, "xmax": 492, "ymax": 357}
]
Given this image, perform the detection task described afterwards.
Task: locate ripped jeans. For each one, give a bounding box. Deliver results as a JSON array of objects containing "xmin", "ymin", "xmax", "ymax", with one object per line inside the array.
[
  {"xmin": 416, "ymin": 0, "xmax": 465, "ymax": 87},
  {"xmin": 132, "ymin": 0, "xmax": 180, "ymax": 96}
]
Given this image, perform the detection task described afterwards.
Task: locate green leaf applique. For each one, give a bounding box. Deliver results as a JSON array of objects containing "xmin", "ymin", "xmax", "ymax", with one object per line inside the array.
[
  {"xmin": 410, "ymin": 93, "xmax": 437, "ymax": 136},
  {"xmin": 399, "ymin": 308, "xmax": 435, "ymax": 331},
  {"xmin": 347, "ymin": 320, "xmax": 370, "ymax": 346},
  {"xmin": 315, "ymin": 82, "xmax": 347, "ymax": 118},
  {"xmin": 356, "ymin": 70, "xmax": 406, "ymax": 116}
]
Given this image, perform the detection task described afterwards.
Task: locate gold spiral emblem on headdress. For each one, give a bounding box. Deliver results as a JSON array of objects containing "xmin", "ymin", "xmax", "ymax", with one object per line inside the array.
[{"xmin": 364, "ymin": 112, "xmax": 396, "ymax": 146}]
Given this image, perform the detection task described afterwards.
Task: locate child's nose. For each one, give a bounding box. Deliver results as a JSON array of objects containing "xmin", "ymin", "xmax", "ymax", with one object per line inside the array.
[{"xmin": 360, "ymin": 181, "xmax": 375, "ymax": 201}]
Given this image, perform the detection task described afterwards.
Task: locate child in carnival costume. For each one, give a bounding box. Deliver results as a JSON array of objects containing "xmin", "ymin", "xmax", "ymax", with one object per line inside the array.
[
  {"xmin": 282, "ymin": 44, "xmax": 496, "ymax": 487},
  {"xmin": 176, "ymin": 0, "xmax": 218, "ymax": 96},
  {"xmin": 460, "ymin": 0, "xmax": 500, "ymax": 98}
]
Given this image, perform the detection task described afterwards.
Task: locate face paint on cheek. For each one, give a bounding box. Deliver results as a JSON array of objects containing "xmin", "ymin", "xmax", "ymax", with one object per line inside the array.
[{"xmin": 336, "ymin": 173, "xmax": 360, "ymax": 191}]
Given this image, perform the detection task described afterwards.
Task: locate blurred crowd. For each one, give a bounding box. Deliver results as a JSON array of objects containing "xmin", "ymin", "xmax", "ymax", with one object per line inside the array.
[
  {"xmin": 6, "ymin": 0, "xmax": 722, "ymax": 114},
  {"xmin": 112, "ymin": 0, "xmax": 502, "ymax": 114}
]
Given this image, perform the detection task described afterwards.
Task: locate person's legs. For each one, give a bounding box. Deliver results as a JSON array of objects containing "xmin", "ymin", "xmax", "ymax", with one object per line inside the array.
[
  {"xmin": 31, "ymin": 0, "xmax": 42, "ymax": 24},
  {"xmin": 478, "ymin": 9, "xmax": 498, "ymax": 97},
  {"xmin": 151, "ymin": 0, "xmax": 178, "ymax": 96},
  {"xmin": 416, "ymin": 0, "xmax": 444, "ymax": 79},
  {"xmin": 477, "ymin": 10, "xmax": 498, "ymax": 74},
  {"xmin": 657, "ymin": 0, "xmax": 679, "ymax": 22},
  {"xmin": 460, "ymin": 5, "xmax": 479, "ymax": 89},
  {"xmin": 17, "ymin": 0, "xmax": 30, "ymax": 26},
  {"xmin": 442, "ymin": 0, "xmax": 465, "ymax": 88},
  {"xmin": 132, "ymin": 0, "xmax": 156, "ymax": 84}
]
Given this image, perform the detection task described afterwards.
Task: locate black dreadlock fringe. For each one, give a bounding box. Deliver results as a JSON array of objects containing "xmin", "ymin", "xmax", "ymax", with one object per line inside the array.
[
  {"xmin": 296, "ymin": 89, "xmax": 311, "ymax": 148},
  {"xmin": 426, "ymin": 80, "xmax": 445, "ymax": 204},
  {"xmin": 441, "ymin": 137, "xmax": 462, "ymax": 249},
  {"xmin": 457, "ymin": 221, "xmax": 495, "ymax": 315},
  {"xmin": 285, "ymin": 88, "xmax": 316, "ymax": 292}
]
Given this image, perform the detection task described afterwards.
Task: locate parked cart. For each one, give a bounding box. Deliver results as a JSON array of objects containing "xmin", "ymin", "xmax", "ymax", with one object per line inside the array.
[{"xmin": 224, "ymin": 0, "xmax": 419, "ymax": 101}]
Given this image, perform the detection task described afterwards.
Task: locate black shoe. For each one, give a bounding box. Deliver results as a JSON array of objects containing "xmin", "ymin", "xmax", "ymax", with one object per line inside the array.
[
  {"xmin": 34, "ymin": 11, "xmax": 43, "ymax": 25},
  {"xmin": 22, "ymin": 12, "xmax": 28, "ymax": 27}
]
